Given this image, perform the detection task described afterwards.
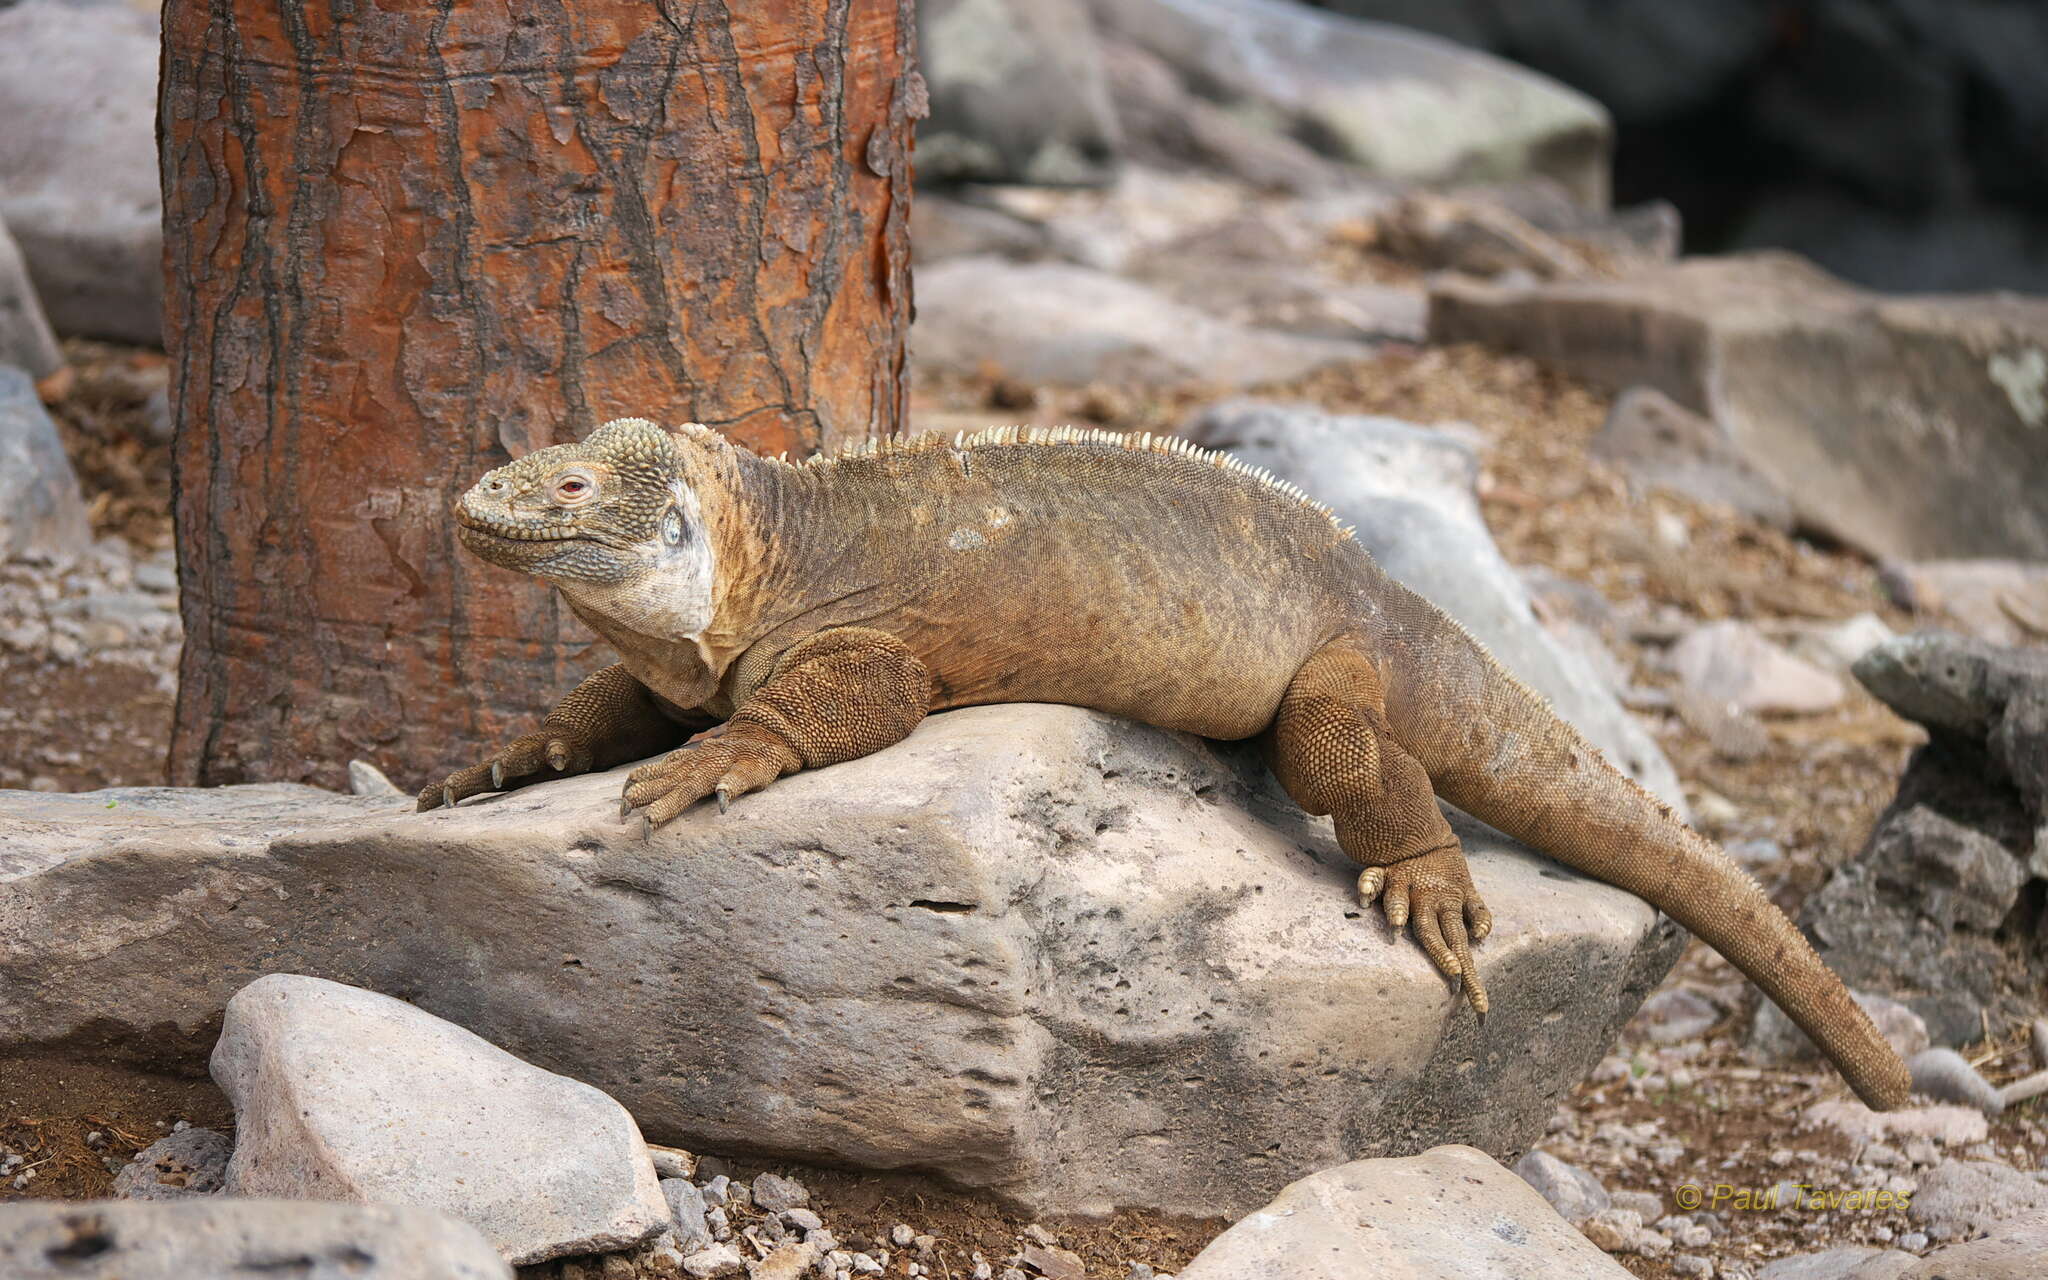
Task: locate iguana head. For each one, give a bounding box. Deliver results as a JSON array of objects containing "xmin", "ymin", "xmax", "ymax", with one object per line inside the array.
[{"xmin": 456, "ymin": 416, "xmax": 716, "ymax": 635}]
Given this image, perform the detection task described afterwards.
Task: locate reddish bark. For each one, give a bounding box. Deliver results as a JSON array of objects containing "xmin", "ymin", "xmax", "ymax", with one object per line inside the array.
[{"xmin": 160, "ymin": 0, "xmax": 919, "ymax": 787}]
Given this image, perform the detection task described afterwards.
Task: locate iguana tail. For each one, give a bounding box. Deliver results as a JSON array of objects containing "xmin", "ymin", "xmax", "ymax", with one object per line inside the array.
[{"xmin": 1377, "ymin": 598, "xmax": 1912, "ymax": 1111}]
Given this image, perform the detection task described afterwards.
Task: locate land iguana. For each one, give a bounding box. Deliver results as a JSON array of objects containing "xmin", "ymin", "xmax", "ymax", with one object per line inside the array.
[{"xmin": 418, "ymin": 416, "xmax": 1912, "ymax": 1111}]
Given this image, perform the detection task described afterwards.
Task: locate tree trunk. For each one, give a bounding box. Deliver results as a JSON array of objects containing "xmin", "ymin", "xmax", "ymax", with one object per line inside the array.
[{"xmin": 160, "ymin": 0, "xmax": 920, "ymax": 788}]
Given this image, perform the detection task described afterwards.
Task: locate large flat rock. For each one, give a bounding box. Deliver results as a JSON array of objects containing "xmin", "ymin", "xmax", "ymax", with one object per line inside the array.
[
  {"xmin": 1430, "ymin": 253, "xmax": 2048, "ymax": 561},
  {"xmin": 0, "ymin": 705, "xmax": 1681, "ymax": 1217}
]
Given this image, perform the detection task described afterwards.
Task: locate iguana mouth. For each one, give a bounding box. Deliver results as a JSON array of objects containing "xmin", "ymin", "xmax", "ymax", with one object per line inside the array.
[{"xmin": 456, "ymin": 510, "xmax": 589, "ymax": 543}]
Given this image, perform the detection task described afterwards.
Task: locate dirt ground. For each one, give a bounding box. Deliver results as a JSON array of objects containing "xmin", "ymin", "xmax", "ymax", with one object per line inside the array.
[{"xmin": 5, "ymin": 335, "xmax": 2042, "ymax": 1277}]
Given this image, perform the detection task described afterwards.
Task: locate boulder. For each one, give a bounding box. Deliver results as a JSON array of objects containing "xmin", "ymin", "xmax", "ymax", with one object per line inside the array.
[
  {"xmin": 1088, "ymin": 0, "xmax": 1612, "ymax": 208},
  {"xmin": 0, "ymin": 215, "xmax": 63, "ymax": 380},
  {"xmin": 912, "ymin": 257, "xmax": 1370, "ymax": 388},
  {"xmin": 0, "ymin": 704, "xmax": 1683, "ymax": 1218},
  {"xmin": 1176, "ymin": 1144, "xmax": 1633, "ymax": 1279},
  {"xmin": 1430, "ymin": 254, "xmax": 2048, "ymax": 561},
  {"xmin": 917, "ymin": 0, "xmax": 1119, "ymax": 186},
  {"xmin": 0, "ymin": 1199, "xmax": 511, "ymax": 1280},
  {"xmin": 1591, "ymin": 386, "xmax": 1793, "ymax": 529},
  {"xmin": 212, "ymin": 974, "xmax": 669, "ymax": 1265},
  {"xmin": 0, "ymin": 0, "xmax": 163, "ymax": 343},
  {"xmin": 1181, "ymin": 400, "xmax": 1685, "ymax": 811},
  {"xmin": 0, "ymin": 365, "xmax": 92, "ymax": 566}
]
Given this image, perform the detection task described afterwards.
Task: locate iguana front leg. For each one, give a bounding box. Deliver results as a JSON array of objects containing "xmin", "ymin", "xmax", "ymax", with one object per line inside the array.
[
  {"xmin": 621, "ymin": 626, "xmax": 932, "ymax": 827},
  {"xmin": 1270, "ymin": 639, "xmax": 1494, "ymax": 1013},
  {"xmin": 417, "ymin": 663, "xmax": 695, "ymax": 811}
]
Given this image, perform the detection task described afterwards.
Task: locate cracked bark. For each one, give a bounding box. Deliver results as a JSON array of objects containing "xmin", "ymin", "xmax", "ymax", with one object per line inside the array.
[{"xmin": 160, "ymin": 0, "xmax": 918, "ymax": 788}]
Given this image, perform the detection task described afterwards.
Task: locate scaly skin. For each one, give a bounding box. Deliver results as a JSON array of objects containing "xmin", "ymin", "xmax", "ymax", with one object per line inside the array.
[{"xmin": 419, "ymin": 417, "xmax": 1913, "ymax": 1111}]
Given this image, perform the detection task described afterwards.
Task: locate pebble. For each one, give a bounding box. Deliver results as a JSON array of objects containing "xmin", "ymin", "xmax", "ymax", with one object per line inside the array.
[
  {"xmin": 1670, "ymin": 1256, "xmax": 1712, "ymax": 1279},
  {"xmin": 752, "ymin": 1172, "xmax": 809, "ymax": 1213},
  {"xmin": 972, "ymin": 1262, "xmax": 993, "ymax": 1280},
  {"xmin": 891, "ymin": 1224, "xmax": 916, "ymax": 1247},
  {"xmin": 786, "ymin": 1208, "xmax": 823, "ymax": 1232},
  {"xmin": 682, "ymin": 1242, "xmax": 746, "ymax": 1278},
  {"xmin": 1899, "ymin": 1232, "xmax": 1928, "ymax": 1250},
  {"xmin": 851, "ymin": 1255, "xmax": 883, "ymax": 1275},
  {"xmin": 701, "ymin": 1175, "xmax": 730, "ymax": 1206}
]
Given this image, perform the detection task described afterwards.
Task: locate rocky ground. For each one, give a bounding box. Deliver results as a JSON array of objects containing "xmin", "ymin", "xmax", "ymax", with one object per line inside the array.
[{"xmin": 5, "ymin": 306, "xmax": 2044, "ymax": 1276}]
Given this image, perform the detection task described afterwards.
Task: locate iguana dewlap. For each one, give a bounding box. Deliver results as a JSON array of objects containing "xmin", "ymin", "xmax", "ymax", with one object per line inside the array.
[{"xmin": 420, "ymin": 417, "xmax": 1911, "ymax": 1111}]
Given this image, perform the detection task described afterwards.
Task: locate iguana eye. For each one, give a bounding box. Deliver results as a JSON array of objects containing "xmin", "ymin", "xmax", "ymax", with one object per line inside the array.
[{"xmin": 552, "ymin": 471, "xmax": 597, "ymax": 506}]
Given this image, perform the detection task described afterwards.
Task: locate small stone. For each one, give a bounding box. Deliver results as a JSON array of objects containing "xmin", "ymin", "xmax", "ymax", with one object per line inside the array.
[
  {"xmin": 890, "ymin": 1225, "xmax": 915, "ymax": 1247},
  {"xmin": 663, "ymin": 1178, "xmax": 711, "ymax": 1252},
  {"xmin": 1580, "ymin": 1208, "xmax": 1639, "ymax": 1253},
  {"xmin": 752, "ymin": 1172, "xmax": 810, "ymax": 1213},
  {"xmin": 701, "ymin": 1175, "xmax": 730, "ymax": 1206},
  {"xmin": 1022, "ymin": 1224, "xmax": 1057, "ymax": 1247},
  {"xmin": 851, "ymin": 1255, "xmax": 883, "ymax": 1275},
  {"xmin": 1019, "ymin": 1243, "xmax": 1085, "ymax": 1280},
  {"xmin": 1632, "ymin": 1227, "xmax": 1671, "ymax": 1258},
  {"xmin": 1670, "ymin": 1255, "xmax": 1712, "ymax": 1278},
  {"xmin": 974, "ymin": 1263, "xmax": 993, "ymax": 1280},
  {"xmin": 111, "ymin": 1127, "xmax": 231, "ymax": 1201},
  {"xmin": 706, "ymin": 1206, "xmax": 731, "ymax": 1241},
  {"xmin": 1513, "ymin": 1149, "xmax": 1610, "ymax": 1224},
  {"xmin": 1899, "ymin": 1232, "xmax": 1928, "ymax": 1251},
  {"xmin": 1671, "ymin": 620, "xmax": 1845, "ymax": 715},
  {"xmin": 1000, "ymin": 1271, "xmax": 1027, "ymax": 1280},
  {"xmin": 682, "ymin": 1242, "xmax": 746, "ymax": 1278},
  {"xmin": 1610, "ymin": 1189, "xmax": 1662, "ymax": 1219},
  {"xmin": 786, "ymin": 1208, "xmax": 823, "ymax": 1232},
  {"xmin": 1128, "ymin": 1267, "xmax": 1155, "ymax": 1280},
  {"xmin": 913, "ymin": 1235, "xmax": 935, "ymax": 1255}
]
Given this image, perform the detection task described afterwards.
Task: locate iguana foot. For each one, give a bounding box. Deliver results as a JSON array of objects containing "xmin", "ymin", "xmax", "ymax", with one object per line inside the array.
[
  {"xmin": 620, "ymin": 721, "xmax": 801, "ymax": 828},
  {"xmin": 417, "ymin": 728, "xmax": 597, "ymax": 811},
  {"xmin": 1358, "ymin": 845, "xmax": 1493, "ymax": 1015}
]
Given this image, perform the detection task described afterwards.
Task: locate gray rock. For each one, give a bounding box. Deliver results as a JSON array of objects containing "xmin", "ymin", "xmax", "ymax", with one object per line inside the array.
[
  {"xmin": 1633, "ymin": 986, "xmax": 1723, "ymax": 1045},
  {"xmin": 918, "ymin": 0, "xmax": 1117, "ymax": 186},
  {"xmin": 911, "ymin": 258, "xmax": 1369, "ymax": 388},
  {"xmin": 1908, "ymin": 1160, "xmax": 2048, "ymax": 1241},
  {"xmin": 681, "ymin": 1242, "xmax": 746, "ymax": 1278},
  {"xmin": 1430, "ymin": 254, "xmax": 2048, "ymax": 562},
  {"xmin": 751, "ymin": 1172, "xmax": 809, "ymax": 1213},
  {"xmin": 1512, "ymin": 1148, "xmax": 1609, "ymax": 1224},
  {"xmin": 1670, "ymin": 621, "xmax": 1846, "ymax": 716},
  {"xmin": 662, "ymin": 1178, "xmax": 712, "ymax": 1253},
  {"xmin": 1858, "ymin": 805, "xmax": 2027, "ymax": 935},
  {"xmin": 112, "ymin": 1129, "xmax": 231, "ymax": 1202},
  {"xmin": 0, "ymin": 1199, "xmax": 511, "ymax": 1279},
  {"xmin": 1176, "ymin": 1144, "xmax": 1633, "ymax": 1278},
  {"xmin": 910, "ymin": 196, "xmax": 1055, "ymax": 266},
  {"xmin": 1899, "ymin": 1214, "xmax": 2048, "ymax": 1278},
  {"xmin": 0, "ymin": 704, "xmax": 1682, "ymax": 1219},
  {"xmin": 1760, "ymin": 1247, "xmax": 1916, "ymax": 1280},
  {"xmin": 1181, "ymin": 400, "xmax": 1686, "ymax": 810},
  {"xmin": 1592, "ymin": 387, "xmax": 1794, "ymax": 529},
  {"xmin": 346, "ymin": 759, "xmax": 406, "ymax": 800},
  {"xmin": 0, "ymin": 215, "xmax": 62, "ymax": 380},
  {"xmin": 1895, "ymin": 561, "xmax": 2048, "ymax": 651},
  {"xmin": 0, "ymin": 365, "xmax": 91, "ymax": 565},
  {"xmin": 1097, "ymin": 36, "xmax": 1361, "ymax": 194},
  {"xmin": 0, "ymin": 0, "xmax": 162, "ymax": 343},
  {"xmin": 1088, "ymin": 0, "xmax": 1612, "ymax": 208},
  {"xmin": 211, "ymin": 974, "xmax": 670, "ymax": 1264}
]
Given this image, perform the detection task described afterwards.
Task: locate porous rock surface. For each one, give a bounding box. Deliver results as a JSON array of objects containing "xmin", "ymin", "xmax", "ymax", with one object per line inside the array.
[
  {"xmin": 0, "ymin": 1199, "xmax": 511, "ymax": 1280},
  {"xmin": 1177, "ymin": 1144, "xmax": 1633, "ymax": 1278},
  {"xmin": 0, "ymin": 704, "xmax": 1681, "ymax": 1217},
  {"xmin": 213, "ymin": 974, "xmax": 670, "ymax": 1265}
]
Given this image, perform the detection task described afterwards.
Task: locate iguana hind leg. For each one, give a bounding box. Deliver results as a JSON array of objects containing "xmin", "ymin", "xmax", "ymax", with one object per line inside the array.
[
  {"xmin": 1270, "ymin": 638, "xmax": 1494, "ymax": 1013},
  {"xmin": 418, "ymin": 662, "xmax": 694, "ymax": 811},
  {"xmin": 622, "ymin": 626, "xmax": 932, "ymax": 828}
]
